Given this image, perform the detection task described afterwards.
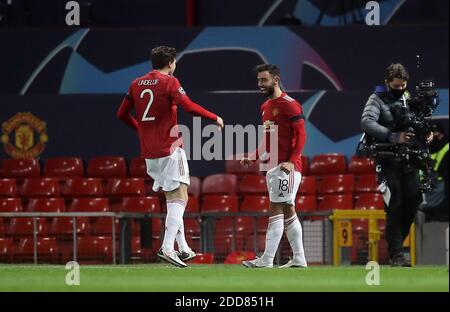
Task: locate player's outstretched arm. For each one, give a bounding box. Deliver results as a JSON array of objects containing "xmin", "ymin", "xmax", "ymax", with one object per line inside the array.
[
  {"xmin": 178, "ymin": 96, "xmax": 224, "ymax": 129},
  {"xmin": 170, "ymin": 77, "xmax": 224, "ymax": 129},
  {"xmin": 117, "ymin": 95, "xmax": 138, "ymax": 130}
]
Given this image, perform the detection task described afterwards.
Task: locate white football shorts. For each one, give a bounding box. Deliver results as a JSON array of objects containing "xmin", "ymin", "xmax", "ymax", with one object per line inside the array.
[
  {"xmin": 266, "ymin": 164, "xmax": 302, "ymax": 205},
  {"xmin": 145, "ymin": 147, "xmax": 190, "ymax": 192}
]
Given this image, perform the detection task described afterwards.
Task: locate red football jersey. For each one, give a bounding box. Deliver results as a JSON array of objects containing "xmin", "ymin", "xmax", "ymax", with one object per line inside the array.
[
  {"xmin": 260, "ymin": 92, "xmax": 306, "ymax": 172},
  {"xmin": 117, "ymin": 70, "xmax": 217, "ymax": 159}
]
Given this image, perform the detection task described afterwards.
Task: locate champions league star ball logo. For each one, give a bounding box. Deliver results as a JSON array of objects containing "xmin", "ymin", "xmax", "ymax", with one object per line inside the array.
[{"xmin": 1, "ymin": 112, "xmax": 48, "ymax": 159}]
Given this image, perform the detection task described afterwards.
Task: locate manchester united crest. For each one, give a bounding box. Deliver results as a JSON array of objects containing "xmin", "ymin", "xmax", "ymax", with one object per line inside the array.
[
  {"xmin": 1, "ymin": 112, "xmax": 48, "ymax": 159},
  {"xmin": 263, "ymin": 120, "xmax": 275, "ymax": 132}
]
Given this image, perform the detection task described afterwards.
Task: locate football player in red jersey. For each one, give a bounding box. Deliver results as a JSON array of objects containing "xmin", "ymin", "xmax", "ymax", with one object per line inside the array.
[
  {"xmin": 241, "ymin": 64, "xmax": 307, "ymax": 268},
  {"xmin": 117, "ymin": 46, "xmax": 224, "ymax": 267}
]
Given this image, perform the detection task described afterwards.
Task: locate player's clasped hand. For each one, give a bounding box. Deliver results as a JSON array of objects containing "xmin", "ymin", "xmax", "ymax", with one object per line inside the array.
[
  {"xmin": 216, "ymin": 116, "xmax": 224, "ymax": 130},
  {"xmin": 280, "ymin": 162, "xmax": 294, "ymax": 174},
  {"xmin": 240, "ymin": 157, "xmax": 254, "ymax": 168}
]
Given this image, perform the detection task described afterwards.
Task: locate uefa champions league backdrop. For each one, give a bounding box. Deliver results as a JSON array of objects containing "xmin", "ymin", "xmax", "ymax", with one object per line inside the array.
[{"xmin": 1, "ymin": 25, "xmax": 448, "ymax": 176}]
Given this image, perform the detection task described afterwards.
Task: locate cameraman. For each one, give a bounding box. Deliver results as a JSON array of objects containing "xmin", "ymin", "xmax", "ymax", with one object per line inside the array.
[{"xmin": 361, "ymin": 63, "xmax": 432, "ymax": 266}]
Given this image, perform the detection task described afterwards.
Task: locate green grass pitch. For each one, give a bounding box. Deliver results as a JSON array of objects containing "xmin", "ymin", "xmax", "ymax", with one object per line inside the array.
[{"xmin": 0, "ymin": 264, "xmax": 447, "ymax": 292}]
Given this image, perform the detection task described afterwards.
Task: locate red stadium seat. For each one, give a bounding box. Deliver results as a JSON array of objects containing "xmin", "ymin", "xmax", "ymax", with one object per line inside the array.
[
  {"xmin": 131, "ymin": 236, "xmax": 153, "ymax": 260},
  {"xmin": 129, "ymin": 157, "xmax": 147, "ymax": 178},
  {"xmin": 7, "ymin": 218, "xmax": 47, "ymax": 236},
  {"xmin": 225, "ymin": 155, "xmax": 261, "ymax": 177},
  {"xmin": 214, "ymin": 233, "xmax": 245, "ymax": 258},
  {"xmin": 26, "ymin": 197, "xmax": 65, "ymax": 212},
  {"xmin": 62, "ymin": 178, "xmax": 103, "ymax": 197},
  {"xmin": 318, "ymin": 174, "xmax": 354, "ymax": 195},
  {"xmin": 68, "ymin": 198, "xmax": 109, "ymax": 212},
  {"xmin": 310, "ymin": 153, "xmax": 347, "ymax": 175},
  {"xmin": 378, "ymin": 219, "xmax": 386, "ymax": 232},
  {"xmin": 0, "ymin": 238, "xmax": 14, "ymax": 262},
  {"xmin": 0, "ymin": 198, "xmax": 23, "ymax": 212},
  {"xmin": 192, "ymin": 253, "xmax": 214, "ymax": 264},
  {"xmin": 0, "ymin": 179, "xmax": 17, "ymax": 197},
  {"xmin": 201, "ymin": 174, "xmax": 238, "ymax": 195},
  {"xmin": 295, "ymin": 195, "xmax": 318, "ymax": 212},
  {"xmin": 92, "ymin": 218, "xmax": 119, "ymax": 235},
  {"xmin": 355, "ymin": 174, "xmax": 379, "ymax": 193},
  {"xmin": 239, "ymin": 196, "xmax": 269, "ymax": 234},
  {"xmin": 201, "ymin": 195, "xmax": 239, "ymax": 213},
  {"xmin": 319, "ymin": 194, "xmax": 353, "ymax": 210},
  {"xmin": 352, "ymin": 219, "xmax": 368, "ymax": 234},
  {"xmin": 298, "ymin": 176, "xmax": 317, "ymax": 195},
  {"xmin": 151, "ymin": 217, "xmax": 163, "ymax": 238},
  {"xmin": 301, "ymin": 155, "xmax": 309, "ymax": 176},
  {"xmin": 49, "ymin": 217, "xmax": 91, "ymax": 236},
  {"xmin": 20, "ymin": 178, "xmax": 60, "ymax": 197},
  {"xmin": 105, "ymin": 178, "xmax": 146, "ymax": 197},
  {"xmin": 76, "ymin": 236, "xmax": 114, "ymax": 261},
  {"xmin": 15, "ymin": 237, "xmax": 59, "ymax": 262},
  {"xmin": 238, "ymin": 175, "xmax": 267, "ymax": 196},
  {"xmin": 183, "ymin": 217, "xmax": 201, "ymax": 235},
  {"xmin": 240, "ymin": 196, "xmax": 270, "ymax": 213},
  {"xmin": 215, "ymin": 217, "xmax": 252, "ymax": 233},
  {"xmin": 144, "ymin": 180, "xmax": 164, "ymax": 198},
  {"xmin": 255, "ymin": 217, "xmax": 269, "ymax": 232},
  {"xmin": 43, "ymin": 157, "xmax": 84, "ymax": 179},
  {"xmin": 188, "ymin": 176, "xmax": 201, "ymax": 198},
  {"xmin": 180, "ymin": 218, "xmax": 201, "ymax": 251},
  {"xmin": 354, "ymin": 193, "xmax": 385, "ymax": 210},
  {"xmin": 224, "ymin": 251, "xmax": 257, "ymax": 264},
  {"xmin": 348, "ymin": 156, "xmax": 376, "ymax": 175},
  {"xmin": 185, "ymin": 196, "xmax": 200, "ymax": 213},
  {"xmin": 87, "ymin": 157, "xmax": 127, "ymax": 178},
  {"xmin": 121, "ymin": 196, "xmax": 160, "ymax": 213},
  {"xmin": 0, "ymin": 219, "xmax": 5, "ymax": 235},
  {"xmin": 245, "ymin": 233, "xmax": 266, "ymax": 253},
  {"xmin": 0, "ymin": 159, "xmax": 40, "ymax": 179}
]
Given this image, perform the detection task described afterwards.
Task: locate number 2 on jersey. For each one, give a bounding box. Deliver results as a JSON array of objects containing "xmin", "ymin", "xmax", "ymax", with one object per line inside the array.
[{"xmin": 140, "ymin": 89, "xmax": 155, "ymax": 121}]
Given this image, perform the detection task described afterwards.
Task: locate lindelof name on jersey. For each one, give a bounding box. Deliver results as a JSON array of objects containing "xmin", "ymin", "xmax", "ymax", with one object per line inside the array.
[
  {"xmin": 138, "ymin": 79, "xmax": 159, "ymax": 86},
  {"xmin": 263, "ymin": 120, "xmax": 275, "ymax": 132}
]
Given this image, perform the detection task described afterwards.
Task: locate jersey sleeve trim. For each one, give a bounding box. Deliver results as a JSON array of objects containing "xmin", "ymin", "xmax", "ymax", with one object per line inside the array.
[{"xmin": 289, "ymin": 114, "xmax": 305, "ymax": 122}]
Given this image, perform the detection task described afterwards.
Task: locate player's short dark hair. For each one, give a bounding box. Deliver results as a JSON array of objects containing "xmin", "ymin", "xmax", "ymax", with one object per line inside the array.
[
  {"xmin": 384, "ymin": 63, "xmax": 409, "ymax": 82},
  {"xmin": 254, "ymin": 64, "xmax": 281, "ymax": 78},
  {"xmin": 151, "ymin": 46, "xmax": 177, "ymax": 69}
]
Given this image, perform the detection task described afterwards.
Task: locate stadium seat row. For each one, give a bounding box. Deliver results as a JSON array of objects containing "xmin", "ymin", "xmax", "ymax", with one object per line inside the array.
[
  {"xmin": 0, "ymin": 193, "xmax": 384, "ymax": 214},
  {"xmin": 0, "ymin": 154, "xmax": 376, "ymax": 180},
  {"xmin": 0, "ymin": 236, "xmax": 132, "ymax": 263},
  {"xmin": 0, "ymin": 174, "xmax": 380, "ymax": 199}
]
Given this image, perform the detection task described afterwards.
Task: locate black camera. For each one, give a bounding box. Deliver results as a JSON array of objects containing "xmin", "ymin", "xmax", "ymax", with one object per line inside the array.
[
  {"xmin": 358, "ymin": 80, "xmax": 440, "ymax": 192},
  {"xmin": 390, "ymin": 80, "xmax": 439, "ymax": 146}
]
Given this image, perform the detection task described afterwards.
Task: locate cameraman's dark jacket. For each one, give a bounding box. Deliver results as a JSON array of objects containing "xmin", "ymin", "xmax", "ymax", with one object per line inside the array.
[{"xmin": 361, "ymin": 86, "xmax": 409, "ymax": 144}]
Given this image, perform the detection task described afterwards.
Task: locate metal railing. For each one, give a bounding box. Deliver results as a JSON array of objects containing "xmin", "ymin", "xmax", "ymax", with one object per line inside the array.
[{"xmin": 0, "ymin": 210, "xmax": 335, "ymax": 265}]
